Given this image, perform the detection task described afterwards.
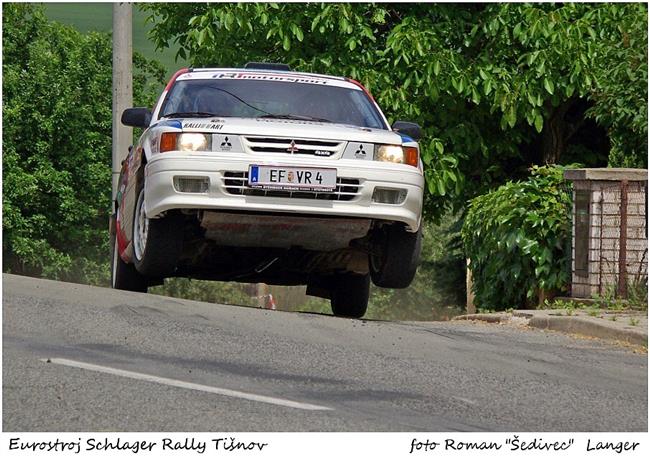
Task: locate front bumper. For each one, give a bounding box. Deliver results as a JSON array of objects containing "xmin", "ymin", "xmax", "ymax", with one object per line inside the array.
[{"xmin": 144, "ymin": 153, "xmax": 424, "ymax": 231}]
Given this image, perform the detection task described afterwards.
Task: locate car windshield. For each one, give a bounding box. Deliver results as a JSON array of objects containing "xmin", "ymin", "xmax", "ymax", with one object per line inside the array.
[{"xmin": 160, "ymin": 79, "xmax": 386, "ymax": 129}]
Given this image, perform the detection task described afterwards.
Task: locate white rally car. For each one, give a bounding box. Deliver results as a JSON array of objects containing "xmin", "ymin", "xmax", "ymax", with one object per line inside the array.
[{"xmin": 112, "ymin": 63, "xmax": 424, "ymax": 318}]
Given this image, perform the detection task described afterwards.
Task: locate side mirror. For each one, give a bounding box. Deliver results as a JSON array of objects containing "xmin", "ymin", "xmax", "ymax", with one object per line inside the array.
[
  {"xmin": 121, "ymin": 108, "xmax": 152, "ymax": 128},
  {"xmin": 392, "ymin": 121, "xmax": 421, "ymax": 141}
]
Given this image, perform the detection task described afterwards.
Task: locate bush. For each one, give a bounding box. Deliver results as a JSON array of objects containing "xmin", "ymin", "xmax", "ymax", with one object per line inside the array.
[
  {"xmin": 150, "ymin": 278, "xmax": 254, "ymax": 307},
  {"xmin": 2, "ymin": 4, "xmax": 165, "ymax": 284},
  {"xmin": 461, "ymin": 165, "xmax": 574, "ymax": 310}
]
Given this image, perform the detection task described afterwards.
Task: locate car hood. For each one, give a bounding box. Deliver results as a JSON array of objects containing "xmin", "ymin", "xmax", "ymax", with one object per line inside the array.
[{"xmin": 155, "ymin": 116, "xmax": 408, "ymax": 144}]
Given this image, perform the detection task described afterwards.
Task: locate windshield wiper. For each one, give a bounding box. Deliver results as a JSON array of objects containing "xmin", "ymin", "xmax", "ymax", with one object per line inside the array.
[
  {"xmin": 204, "ymin": 86, "xmax": 273, "ymax": 116},
  {"xmin": 163, "ymin": 111, "xmax": 221, "ymax": 118},
  {"xmin": 258, "ymin": 113, "xmax": 332, "ymax": 123}
]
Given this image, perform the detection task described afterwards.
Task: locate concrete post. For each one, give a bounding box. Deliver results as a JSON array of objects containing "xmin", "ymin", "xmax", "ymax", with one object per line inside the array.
[
  {"xmin": 466, "ymin": 259, "xmax": 476, "ymax": 314},
  {"xmin": 112, "ymin": 3, "xmax": 132, "ymax": 203}
]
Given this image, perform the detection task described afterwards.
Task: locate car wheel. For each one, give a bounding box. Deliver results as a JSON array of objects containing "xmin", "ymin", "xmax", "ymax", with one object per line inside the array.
[
  {"xmin": 330, "ymin": 273, "xmax": 370, "ymax": 318},
  {"xmin": 369, "ymin": 223, "xmax": 422, "ymax": 289},
  {"xmin": 111, "ymin": 222, "xmax": 148, "ymax": 292},
  {"xmin": 132, "ymin": 185, "xmax": 183, "ymax": 277}
]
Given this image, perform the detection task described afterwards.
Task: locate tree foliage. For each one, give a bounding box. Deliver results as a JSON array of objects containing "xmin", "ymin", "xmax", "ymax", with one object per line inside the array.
[
  {"xmin": 2, "ymin": 4, "xmax": 165, "ymax": 282},
  {"xmin": 462, "ymin": 165, "xmax": 574, "ymax": 310},
  {"xmin": 586, "ymin": 5, "xmax": 648, "ymax": 168},
  {"xmin": 143, "ymin": 2, "xmax": 646, "ymax": 218}
]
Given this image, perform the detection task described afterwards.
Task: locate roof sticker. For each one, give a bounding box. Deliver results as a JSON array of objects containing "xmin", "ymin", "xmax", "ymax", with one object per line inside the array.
[{"xmin": 175, "ymin": 70, "xmax": 360, "ymax": 90}]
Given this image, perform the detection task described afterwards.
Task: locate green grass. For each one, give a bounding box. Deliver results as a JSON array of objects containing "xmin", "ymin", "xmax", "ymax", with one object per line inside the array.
[{"xmin": 44, "ymin": 3, "xmax": 186, "ymax": 79}]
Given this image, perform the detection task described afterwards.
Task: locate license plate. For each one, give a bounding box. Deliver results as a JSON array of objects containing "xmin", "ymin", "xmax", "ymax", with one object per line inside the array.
[{"xmin": 248, "ymin": 165, "xmax": 337, "ymax": 191}]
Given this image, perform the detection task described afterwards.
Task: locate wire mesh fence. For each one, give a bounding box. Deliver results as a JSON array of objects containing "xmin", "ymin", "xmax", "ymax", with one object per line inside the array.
[{"xmin": 570, "ymin": 179, "xmax": 647, "ymax": 301}]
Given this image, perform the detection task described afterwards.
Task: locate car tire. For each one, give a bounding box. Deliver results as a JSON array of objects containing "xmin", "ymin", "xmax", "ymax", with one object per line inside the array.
[
  {"xmin": 369, "ymin": 223, "xmax": 422, "ymax": 289},
  {"xmin": 111, "ymin": 222, "xmax": 148, "ymax": 292},
  {"xmin": 330, "ymin": 273, "xmax": 370, "ymax": 318},
  {"xmin": 132, "ymin": 185, "xmax": 183, "ymax": 277}
]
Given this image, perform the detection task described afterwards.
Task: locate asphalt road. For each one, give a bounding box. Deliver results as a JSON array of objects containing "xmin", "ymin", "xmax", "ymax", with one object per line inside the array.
[{"xmin": 3, "ymin": 273, "xmax": 647, "ymax": 431}]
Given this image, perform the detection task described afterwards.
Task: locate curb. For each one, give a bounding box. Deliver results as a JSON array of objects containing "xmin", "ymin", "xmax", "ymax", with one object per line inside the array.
[
  {"xmin": 454, "ymin": 312, "xmax": 648, "ymax": 347},
  {"xmin": 452, "ymin": 313, "xmax": 508, "ymax": 323},
  {"xmin": 527, "ymin": 315, "xmax": 648, "ymax": 347}
]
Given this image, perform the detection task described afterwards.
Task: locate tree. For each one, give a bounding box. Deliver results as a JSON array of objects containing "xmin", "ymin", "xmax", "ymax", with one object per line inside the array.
[
  {"xmin": 2, "ymin": 4, "xmax": 165, "ymax": 282},
  {"xmin": 143, "ymin": 3, "xmax": 647, "ymax": 218},
  {"xmin": 586, "ymin": 5, "xmax": 648, "ymax": 168}
]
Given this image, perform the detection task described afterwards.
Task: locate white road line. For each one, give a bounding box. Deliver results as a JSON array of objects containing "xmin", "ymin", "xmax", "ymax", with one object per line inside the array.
[{"xmin": 41, "ymin": 358, "xmax": 332, "ymax": 411}]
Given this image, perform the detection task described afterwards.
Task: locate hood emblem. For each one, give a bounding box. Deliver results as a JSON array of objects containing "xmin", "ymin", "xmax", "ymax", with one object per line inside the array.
[
  {"xmin": 220, "ymin": 136, "xmax": 232, "ymax": 150},
  {"xmin": 287, "ymin": 140, "xmax": 299, "ymax": 154}
]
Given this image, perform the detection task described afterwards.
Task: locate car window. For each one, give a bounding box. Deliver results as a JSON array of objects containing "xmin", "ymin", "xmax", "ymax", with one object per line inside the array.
[{"xmin": 160, "ymin": 79, "xmax": 386, "ymax": 129}]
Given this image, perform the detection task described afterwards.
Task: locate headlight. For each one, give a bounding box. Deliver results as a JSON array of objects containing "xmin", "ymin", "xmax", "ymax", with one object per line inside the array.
[
  {"xmin": 374, "ymin": 144, "xmax": 419, "ymax": 167},
  {"xmin": 178, "ymin": 133, "xmax": 210, "ymax": 151},
  {"xmin": 159, "ymin": 133, "xmax": 212, "ymax": 152}
]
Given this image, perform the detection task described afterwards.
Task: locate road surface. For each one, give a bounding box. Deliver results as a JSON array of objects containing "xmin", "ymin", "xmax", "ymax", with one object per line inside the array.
[{"xmin": 2, "ymin": 274, "xmax": 647, "ymax": 431}]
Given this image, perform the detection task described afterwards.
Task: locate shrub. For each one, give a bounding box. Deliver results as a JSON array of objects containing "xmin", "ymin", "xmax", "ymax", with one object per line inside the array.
[
  {"xmin": 150, "ymin": 278, "xmax": 254, "ymax": 307},
  {"xmin": 461, "ymin": 165, "xmax": 574, "ymax": 310},
  {"xmin": 2, "ymin": 4, "xmax": 165, "ymax": 284}
]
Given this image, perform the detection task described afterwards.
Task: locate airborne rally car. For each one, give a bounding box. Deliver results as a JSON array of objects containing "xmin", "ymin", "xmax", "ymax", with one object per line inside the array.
[{"xmin": 111, "ymin": 63, "xmax": 424, "ymax": 318}]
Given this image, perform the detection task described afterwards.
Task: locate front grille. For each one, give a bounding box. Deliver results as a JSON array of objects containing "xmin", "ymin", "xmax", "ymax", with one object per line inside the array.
[
  {"xmin": 222, "ymin": 172, "xmax": 361, "ymax": 201},
  {"xmin": 243, "ymin": 136, "xmax": 344, "ymax": 157}
]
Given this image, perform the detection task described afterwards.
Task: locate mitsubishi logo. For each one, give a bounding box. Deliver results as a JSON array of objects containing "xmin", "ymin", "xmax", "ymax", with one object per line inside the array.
[
  {"xmin": 219, "ymin": 136, "xmax": 232, "ymax": 151},
  {"xmin": 286, "ymin": 140, "xmax": 299, "ymax": 154}
]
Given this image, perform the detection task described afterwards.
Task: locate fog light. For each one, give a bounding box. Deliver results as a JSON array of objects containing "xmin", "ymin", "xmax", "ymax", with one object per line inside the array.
[
  {"xmin": 173, "ymin": 176, "xmax": 209, "ymax": 193},
  {"xmin": 372, "ymin": 187, "xmax": 407, "ymax": 204}
]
